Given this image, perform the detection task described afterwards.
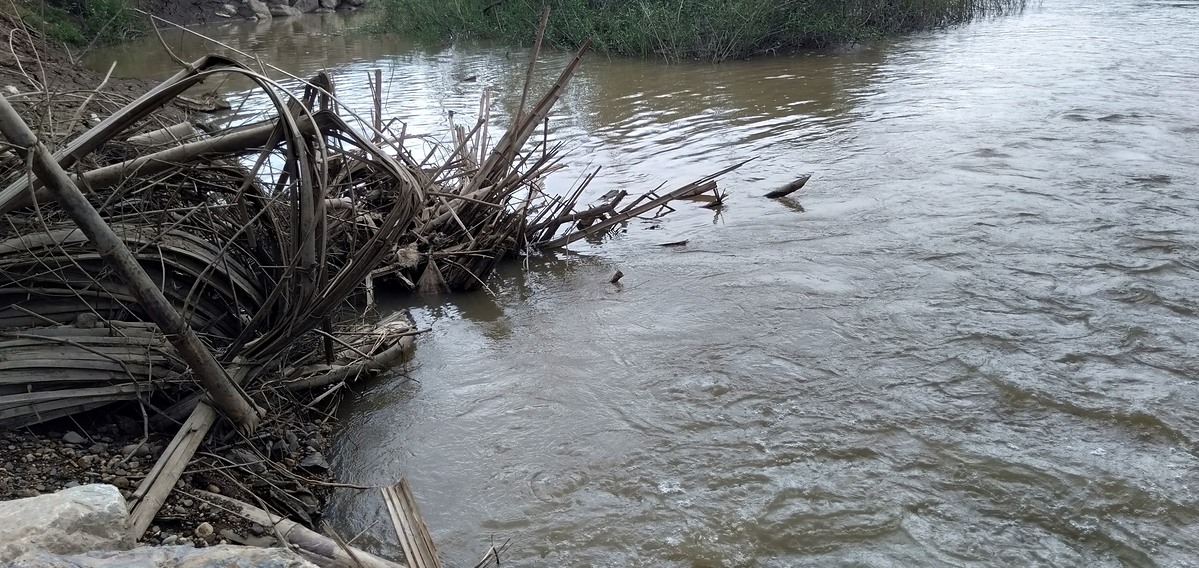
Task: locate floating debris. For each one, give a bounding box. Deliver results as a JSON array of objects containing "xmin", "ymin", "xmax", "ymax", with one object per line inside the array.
[{"xmin": 765, "ymin": 173, "xmax": 811, "ymax": 198}]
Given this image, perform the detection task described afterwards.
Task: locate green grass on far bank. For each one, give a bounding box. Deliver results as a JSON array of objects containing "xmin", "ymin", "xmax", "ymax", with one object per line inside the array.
[
  {"xmin": 13, "ymin": 0, "xmax": 142, "ymax": 48},
  {"xmin": 372, "ymin": 0, "xmax": 1026, "ymax": 61}
]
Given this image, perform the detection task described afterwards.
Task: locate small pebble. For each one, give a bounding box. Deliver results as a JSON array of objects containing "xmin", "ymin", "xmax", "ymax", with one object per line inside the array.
[
  {"xmin": 162, "ymin": 534, "xmax": 179, "ymax": 545},
  {"xmin": 195, "ymin": 522, "xmax": 214, "ymax": 538},
  {"xmin": 206, "ymin": 484, "xmax": 221, "ymax": 494},
  {"xmin": 62, "ymin": 431, "xmax": 87, "ymax": 445}
]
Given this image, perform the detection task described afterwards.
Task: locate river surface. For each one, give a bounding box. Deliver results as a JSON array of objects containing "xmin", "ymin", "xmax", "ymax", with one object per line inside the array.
[{"xmin": 88, "ymin": 2, "xmax": 1199, "ymax": 565}]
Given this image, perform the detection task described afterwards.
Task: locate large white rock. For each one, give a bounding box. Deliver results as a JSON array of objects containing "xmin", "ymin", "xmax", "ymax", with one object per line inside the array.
[
  {"xmin": 9, "ymin": 545, "xmax": 320, "ymax": 567},
  {"xmin": 0, "ymin": 484, "xmax": 133, "ymax": 563},
  {"xmin": 291, "ymin": 0, "xmax": 321, "ymax": 12},
  {"xmin": 269, "ymin": 3, "xmax": 304, "ymax": 17},
  {"xmin": 246, "ymin": 0, "xmax": 273, "ymax": 19}
]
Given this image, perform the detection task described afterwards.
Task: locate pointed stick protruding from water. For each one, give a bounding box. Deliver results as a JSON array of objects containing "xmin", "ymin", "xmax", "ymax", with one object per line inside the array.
[
  {"xmin": 609, "ymin": 270, "xmax": 624, "ymax": 284},
  {"xmin": 765, "ymin": 174, "xmax": 811, "ymax": 198}
]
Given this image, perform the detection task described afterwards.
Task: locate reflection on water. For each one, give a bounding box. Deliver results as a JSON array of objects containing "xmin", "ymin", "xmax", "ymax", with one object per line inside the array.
[{"xmin": 89, "ymin": 2, "xmax": 1199, "ymax": 565}]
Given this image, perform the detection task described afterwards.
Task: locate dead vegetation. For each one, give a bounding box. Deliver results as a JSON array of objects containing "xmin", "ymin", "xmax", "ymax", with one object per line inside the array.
[{"xmin": 0, "ymin": 10, "xmax": 744, "ymax": 565}]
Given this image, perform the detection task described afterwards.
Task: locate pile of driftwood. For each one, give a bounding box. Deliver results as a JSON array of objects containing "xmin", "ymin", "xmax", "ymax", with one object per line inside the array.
[{"xmin": 0, "ymin": 15, "xmax": 741, "ymax": 566}]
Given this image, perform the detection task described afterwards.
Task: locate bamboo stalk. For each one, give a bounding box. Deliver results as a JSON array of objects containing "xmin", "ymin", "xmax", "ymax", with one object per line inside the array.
[
  {"xmin": 383, "ymin": 479, "xmax": 443, "ymax": 568},
  {"xmin": 127, "ymin": 399, "xmax": 220, "ymax": 538},
  {"xmin": 282, "ymin": 333, "xmax": 415, "ymax": 391},
  {"xmin": 0, "ymin": 93, "xmax": 260, "ymax": 434},
  {"xmin": 197, "ymin": 490, "xmax": 404, "ymax": 568}
]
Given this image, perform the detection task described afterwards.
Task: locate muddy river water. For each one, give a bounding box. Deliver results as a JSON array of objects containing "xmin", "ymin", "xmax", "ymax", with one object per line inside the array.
[{"xmin": 88, "ymin": 1, "xmax": 1199, "ymax": 565}]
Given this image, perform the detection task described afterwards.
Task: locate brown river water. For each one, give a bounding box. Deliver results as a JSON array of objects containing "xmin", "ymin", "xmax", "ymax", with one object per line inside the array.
[{"xmin": 87, "ymin": 1, "xmax": 1199, "ymax": 565}]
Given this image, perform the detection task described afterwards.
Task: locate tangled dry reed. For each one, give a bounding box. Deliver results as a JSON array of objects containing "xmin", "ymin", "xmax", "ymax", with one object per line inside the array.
[{"xmin": 0, "ymin": 12, "xmax": 745, "ymax": 563}]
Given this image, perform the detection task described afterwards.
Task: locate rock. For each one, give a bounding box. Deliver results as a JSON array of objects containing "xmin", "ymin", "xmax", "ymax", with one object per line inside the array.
[
  {"xmin": 229, "ymin": 448, "xmax": 266, "ymax": 474},
  {"xmin": 195, "ymin": 522, "xmax": 214, "ymax": 538},
  {"xmin": 62, "ymin": 432, "xmax": 86, "ymax": 445},
  {"xmin": 73, "ymin": 313, "xmax": 100, "ymax": 329},
  {"xmin": 318, "ymin": 0, "xmax": 338, "ymax": 8},
  {"xmin": 88, "ymin": 443, "xmax": 108, "ymax": 454},
  {"xmin": 215, "ymin": 2, "xmax": 238, "ymax": 17},
  {"xmin": 120, "ymin": 443, "xmax": 151, "ymax": 457},
  {"xmin": 246, "ymin": 0, "xmax": 273, "ymax": 19},
  {"xmin": 285, "ymin": 430, "xmax": 300, "ymax": 450},
  {"xmin": 15, "ymin": 488, "xmax": 39, "ymax": 498},
  {"xmin": 0, "ymin": 484, "xmax": 133, "ymax": 563},
  {"xmin": 269, "ymin": 3, "xmax": 303, "ymax": 17},
  {"xmin": 221, "ymin": 528, "xmax": 277, "ymax": 548},
  {"xmin": 341, "ymin": 0, "xmax": 363, "ymax": 7},
  {"xmin": 291, "ymin": 0, "xmax": 320, "ymax": 12},
  {"xmin": 298, "ymin": 452, "xmax": 330, "ymax": 474},
  {"xmin": 161, "ymin": 534, "xmax": 179, "ymax": 545},
  {"xmin": 206, "ymin": 484, "xmax": 221, "ymax": 494},
  {"xmin": 9, "ymin": 545, "xmax": 321, "ymax": 567}
]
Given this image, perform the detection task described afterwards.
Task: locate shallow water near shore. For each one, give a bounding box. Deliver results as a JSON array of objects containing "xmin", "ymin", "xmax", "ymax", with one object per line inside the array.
[{"xmin": 87, "ymin": 2, "xmax": 1199, "ymax": 565}]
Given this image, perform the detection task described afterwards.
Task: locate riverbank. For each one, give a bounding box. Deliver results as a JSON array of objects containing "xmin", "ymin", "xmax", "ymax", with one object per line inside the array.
[
  {"xmin": 0, "ymin": 423, "xmax": 334, "ymax": 549},
  {"xmin": 7, "ymin": 0, "xmax": 371, "ymax": 56},
  {"xmin": 1, "ymin": 10, "xmax": 747, "ymax": 565},
  {"xmin": 374, "ymin": 0, "xmax": 1027, "ymax": 61}
]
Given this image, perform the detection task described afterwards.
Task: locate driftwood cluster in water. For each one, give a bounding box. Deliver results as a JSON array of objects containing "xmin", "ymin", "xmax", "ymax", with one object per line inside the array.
[{"xmin": 0, "ymin": 21, "xmax": 741, "ymax": 566}]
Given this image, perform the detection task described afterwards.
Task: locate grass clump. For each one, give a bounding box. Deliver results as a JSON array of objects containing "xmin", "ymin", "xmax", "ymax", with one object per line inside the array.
[{"xmin": 372, "ymin": 0, "xmax": 1026, "ymax": 61}]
